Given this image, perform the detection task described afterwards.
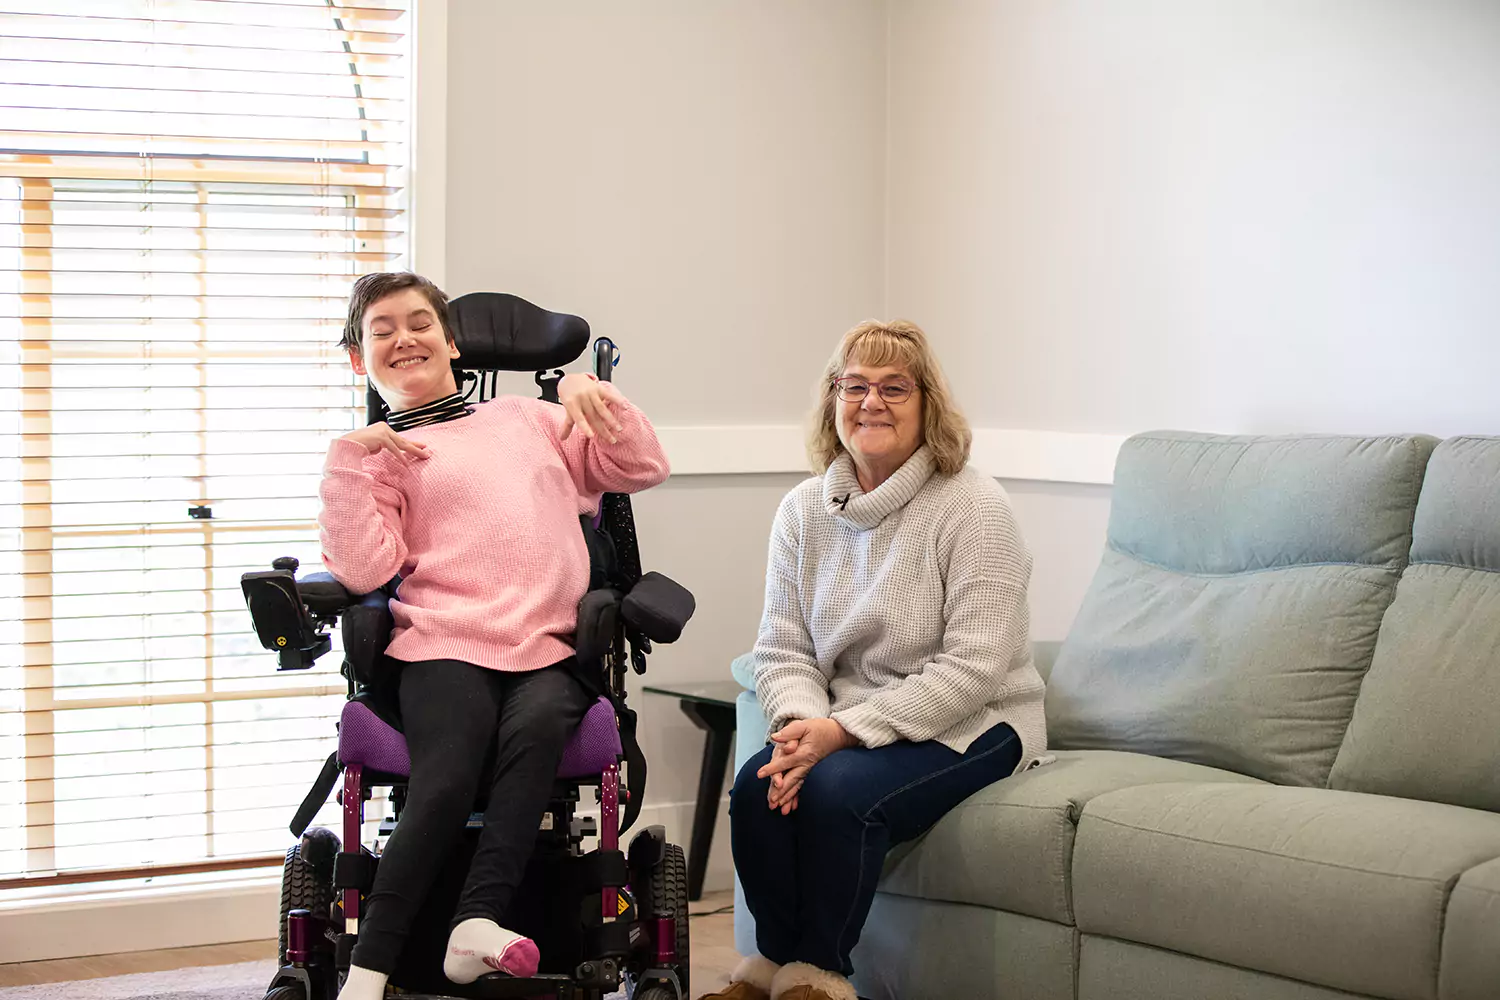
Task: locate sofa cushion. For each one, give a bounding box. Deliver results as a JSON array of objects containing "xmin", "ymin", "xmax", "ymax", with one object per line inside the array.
[
  {"xmin": 1330, "ymin": 436, "xmax": 1500, "ymax": 812},
  {"xmin": 852, "ymin": 894, "xmax": 1076, "ymax": 1000},
  {"xmin": 1073, "ymin": 782, "xmax": 1500, "ymax": 1000},
  {"xmin": 1440, "ymin": 856, "xmax": 1500, "ymax": 1000},
  {"xmin": 1048, "ymin": 432, "xmax": 1436, "ymax": 787},
  {"xmin": 1079, "ymin": 935, "xmax": 1380, "ymax": 1000},
  {"xmin": 876, "ymin": 750, "xmax": 1264, "ymax": 925}
]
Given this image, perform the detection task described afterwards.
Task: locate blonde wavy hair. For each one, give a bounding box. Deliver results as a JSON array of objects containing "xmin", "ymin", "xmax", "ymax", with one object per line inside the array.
[{"xmin": 807, "ymin": 319, "xmax": 972, "ymax": 476}]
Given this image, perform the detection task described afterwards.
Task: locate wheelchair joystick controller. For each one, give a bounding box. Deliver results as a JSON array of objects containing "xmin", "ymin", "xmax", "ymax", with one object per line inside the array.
[{"xmin": 242, "ymin": 556, "xmax": 334, "ymax": 670}]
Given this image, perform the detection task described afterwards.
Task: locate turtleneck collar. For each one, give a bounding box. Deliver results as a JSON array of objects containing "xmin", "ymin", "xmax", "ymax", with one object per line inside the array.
[
  {"xmin": 822, "ymin": 446, "xmax": 938, "ymax": 530},
  {"xmin": 385, "ymin": 392, "xmax": 473, "ymax": 432}
]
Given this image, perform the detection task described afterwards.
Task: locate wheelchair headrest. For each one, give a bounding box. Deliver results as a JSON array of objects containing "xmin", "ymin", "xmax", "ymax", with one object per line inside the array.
[{"xmin": 448, "ymin": 292, "xmax": 590, "ymax": 372}]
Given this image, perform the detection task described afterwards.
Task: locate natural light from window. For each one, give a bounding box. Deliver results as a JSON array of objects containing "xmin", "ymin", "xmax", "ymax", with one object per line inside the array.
[{"xmin": 0, "ymin": 0, "xmax": 410, "ymax": 885}]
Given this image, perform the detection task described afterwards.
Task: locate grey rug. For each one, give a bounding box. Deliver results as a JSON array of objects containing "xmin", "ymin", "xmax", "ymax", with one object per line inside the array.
[
  {"xmin": 0, "ymin": 965, "xmax": 640, "ymax": 1000},
  {"xmin": 0, "ymin": 961, "xmax": 272, "ymax": 1000}
]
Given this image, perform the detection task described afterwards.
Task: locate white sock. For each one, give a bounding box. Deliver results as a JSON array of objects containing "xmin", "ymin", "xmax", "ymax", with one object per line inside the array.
[
  {"xmin": 336, "ymin": 965, "xmax": 388, "ymax": 1000},
  {"xmin": 443, "ymin": 917, "xmax": 541, "ymax": 983}
]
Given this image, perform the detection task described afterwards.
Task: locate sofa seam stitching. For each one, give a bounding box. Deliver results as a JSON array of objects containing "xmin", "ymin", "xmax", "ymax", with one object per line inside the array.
[
  {"xmin": 1432, "ymin": 871, "xmax": 1459, "ymax": 998},
  {"xmin": 1127, "ymin": 432, "xmax": 1433, "ymax": 445},
  {"xmin": 1105, "ymin": 547, "xmax": 1400, "ymax": 586},
  {"xmin": 1451, "ymin": 882, "xmax": 1500, "ymax": 900},
  {"xmin": 1408, "ymin": 558, "xmax": 1500, "ymax": 577},
  {"xmin": 1082, "ymin": 813, "xmax": 1464, "ymax": 884}
]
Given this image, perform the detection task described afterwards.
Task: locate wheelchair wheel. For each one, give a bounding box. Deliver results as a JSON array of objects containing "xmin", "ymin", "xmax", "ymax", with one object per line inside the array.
[
  {"xmin": 278, "ymin": 844, "xmax": 334, "ymax": 962},
  {"xmin": 265, "ymin": 986, "xmax": 304, "ymax": 1000},
  {"xmin": 643, "ymin": 843, "xmax": 690, "ymax": 996}
]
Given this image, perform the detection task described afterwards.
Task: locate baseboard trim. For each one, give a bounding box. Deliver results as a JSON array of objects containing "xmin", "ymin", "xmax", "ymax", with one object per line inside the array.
[
  {"xmin": 658, "ymin": 425, "xmax": 1123, "ymax": 484},
  {"xmin": 0, "ymin": 799, "xmax": 725, "ymax": 964},
  {"xmin": 0, "ymin": 877, "xmax": 281, "ymax": 965}
]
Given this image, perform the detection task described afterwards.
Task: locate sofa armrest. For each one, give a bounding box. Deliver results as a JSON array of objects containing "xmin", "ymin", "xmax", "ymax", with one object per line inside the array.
[{"xmin": 730, "ymin": 651, "xmax": 757, "ymax": 691}]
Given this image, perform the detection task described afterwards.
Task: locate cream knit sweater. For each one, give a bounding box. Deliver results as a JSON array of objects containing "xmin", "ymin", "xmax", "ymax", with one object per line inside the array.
[{"xmin": 751, "ymin": 446, "xmax": 1047, "ymax": 767}]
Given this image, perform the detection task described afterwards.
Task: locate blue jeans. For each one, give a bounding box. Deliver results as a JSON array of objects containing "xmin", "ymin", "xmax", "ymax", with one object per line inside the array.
[{"xmin": 730, "ymin": 720, "xmax": 1022, "ymax": 976}]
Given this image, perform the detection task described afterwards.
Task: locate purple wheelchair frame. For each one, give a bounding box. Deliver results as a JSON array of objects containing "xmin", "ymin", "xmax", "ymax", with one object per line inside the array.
[
  {"xmin": 332, "ymin": 697, "xmax": 629, "ymax": 937},
  {"xmin": 266, "ymin": 309, "xmax": 693, "ymax": 999}
]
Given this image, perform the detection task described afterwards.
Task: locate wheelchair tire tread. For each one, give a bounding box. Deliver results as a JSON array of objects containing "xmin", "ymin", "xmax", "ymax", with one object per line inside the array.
[
  {"xmin": 644, "ymin": 842, "xmax": 690, "ymax": 998},
  {"xmin": 278, "ymin": 844, "xmax": 335, "ymax": 963}
]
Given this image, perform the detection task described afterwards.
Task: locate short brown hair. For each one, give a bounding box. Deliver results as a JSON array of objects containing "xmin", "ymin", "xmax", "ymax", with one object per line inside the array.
[
  {"xmin": 807, "ymin": 319, "xmax": 972, "ymax": 476},
  {"xmin": 340, "ymin": 271, "xmax": 453, "ymax": 353}
]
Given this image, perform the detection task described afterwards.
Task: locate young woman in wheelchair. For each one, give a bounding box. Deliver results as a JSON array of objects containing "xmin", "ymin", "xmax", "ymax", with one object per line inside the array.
[{"xmin": 318, "ymin": 272, "xmax": 670, "ymax": 1000}]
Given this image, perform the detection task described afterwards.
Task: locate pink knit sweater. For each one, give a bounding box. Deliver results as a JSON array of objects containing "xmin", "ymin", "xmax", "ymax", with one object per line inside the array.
[{"xmin": 318, "ymin": 395, "xmax": 670, "ymax": 672}]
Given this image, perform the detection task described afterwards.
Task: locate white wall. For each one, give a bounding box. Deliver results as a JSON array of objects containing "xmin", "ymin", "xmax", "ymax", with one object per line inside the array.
[
  {"xmin": 444, "ymin": 0, "xmax": 890, "ymax": 891},
  {"xmin": 887, "ymin": 0, "xmax": 1500, "ymax": 439},
  {"xmin": 878, "ymin": 0, "xmax": 1500, "ymax": 700},
  {"xmin": 437, "ymin": 0, "xmax": 1500, "ymax": 897},
  {"xmin": 1001, "ymin": 479, "xmax": 1111, "ymax": 641},
  {"xmin": 445, "ymin": 0, "xmax": 889, "ymax": 427}
]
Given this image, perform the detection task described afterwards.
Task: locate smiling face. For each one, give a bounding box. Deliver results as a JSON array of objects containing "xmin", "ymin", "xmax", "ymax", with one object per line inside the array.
[
  {"xmin": 348, "ymin": 287, "xmax": 461, "ymax": 412},
  {"xmin": 835, "ymin": 360, "xmax": 924, "ymax": 476}
]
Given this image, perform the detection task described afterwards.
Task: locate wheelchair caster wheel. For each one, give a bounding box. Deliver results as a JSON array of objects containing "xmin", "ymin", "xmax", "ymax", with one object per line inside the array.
[
  {"xmin": 633, "ymin": 987, "xmax": 678, "ymax": 1000},
  {"xmin": 265, "ymin": 986, "xmax": 306, "ymax": 1000}
]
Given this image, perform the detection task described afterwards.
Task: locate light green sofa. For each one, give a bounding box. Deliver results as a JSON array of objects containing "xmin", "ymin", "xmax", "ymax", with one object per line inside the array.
[{"xmin": 730, "ymin": 432, "xmax": 1500, "ymax": 1000}]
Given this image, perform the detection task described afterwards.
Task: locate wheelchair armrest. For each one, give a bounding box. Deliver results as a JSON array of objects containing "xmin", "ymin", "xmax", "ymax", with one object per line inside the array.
[
  {"xmin": 621, "ymin": 572, "xmax": 695, "ymax": 644},
  {"xmin": 341, "ymin": 590, "xmax": 400, "ymax": 719},
  {"xmin": 342, "ymin": 591, "xmax": 395, "ymax": 682},
  {"xmin": 242, "ymin": 567, "xmax": 388, "ymax": 671},
  {"xmin": 298, "ymin": 572, "xmax": 358, "ymax": 617},
  {"xmin": 575, "ymin": 587, "xmax": 624, "ymax": 668}
]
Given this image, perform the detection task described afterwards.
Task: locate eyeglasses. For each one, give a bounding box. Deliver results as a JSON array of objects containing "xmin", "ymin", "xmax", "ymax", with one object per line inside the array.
[{"xmin": 832, "ymin": 376, "xmax": 918, "ymax": 404}]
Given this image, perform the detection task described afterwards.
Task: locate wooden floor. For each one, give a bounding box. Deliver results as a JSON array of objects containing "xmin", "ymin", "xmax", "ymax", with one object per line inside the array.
[{"xmin": 0, "ymin": 890, "xmax": 739, "ymax": 992}]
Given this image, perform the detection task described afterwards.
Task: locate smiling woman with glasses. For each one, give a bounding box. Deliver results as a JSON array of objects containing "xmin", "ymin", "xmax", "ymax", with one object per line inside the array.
[
  {"xmin": 830, "ymin": 375, "xmax": 918, "ymax": 405},
  {"xmin": 700, "ymin": 320, "xmax": 1049, "ymax": 1000}
]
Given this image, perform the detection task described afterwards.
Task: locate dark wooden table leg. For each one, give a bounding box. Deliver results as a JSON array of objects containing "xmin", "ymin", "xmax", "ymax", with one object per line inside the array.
[{"xmin": 678, "ymin": 699, "xmax": 737, "ymax": 902}]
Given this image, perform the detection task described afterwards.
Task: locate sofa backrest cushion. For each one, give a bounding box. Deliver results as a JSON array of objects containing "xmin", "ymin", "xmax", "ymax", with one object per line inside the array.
[
  {"xmin": 1047, "ymin": 432, "xmax": 1435, "ymax": 787},
  {"xmin": 1329, "ymin": 436, "xmax": 1500, "ymax": 811}
]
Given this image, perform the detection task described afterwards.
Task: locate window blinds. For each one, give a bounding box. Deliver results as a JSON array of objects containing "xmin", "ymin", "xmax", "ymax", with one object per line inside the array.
[{"xmin": 0, "ymin": 0, "xmax": 410, "ymax": 884}]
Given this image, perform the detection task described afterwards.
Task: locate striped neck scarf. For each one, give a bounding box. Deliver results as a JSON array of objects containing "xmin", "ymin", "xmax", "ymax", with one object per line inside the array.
[{"xmin": 385, "ymin": 392, "xmax": 473, "ymax": 432}]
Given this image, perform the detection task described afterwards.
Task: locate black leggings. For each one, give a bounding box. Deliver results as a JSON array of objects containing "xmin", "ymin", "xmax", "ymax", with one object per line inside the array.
[{"xmin": 350, "ymin": 657, "xmax": 594, "ymax": 973}]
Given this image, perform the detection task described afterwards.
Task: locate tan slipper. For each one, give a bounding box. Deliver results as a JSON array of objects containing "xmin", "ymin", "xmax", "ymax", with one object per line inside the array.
[
  {"xmin": 696, "ymin": 984, "xmax": 770, "ymax": 1000},
  {"xmin": 696, "ymin": 954, "xmax": 779, "ymax": 1000},
  {"xmin": 769, "ymin": 962, "xmax": 857, "ymax": 1000}
]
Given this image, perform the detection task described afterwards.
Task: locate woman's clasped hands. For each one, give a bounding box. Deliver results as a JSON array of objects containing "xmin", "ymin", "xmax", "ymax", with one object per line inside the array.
[{"xmin": 757, "ymin": 717, "xmax": 859, "ymax": 815}]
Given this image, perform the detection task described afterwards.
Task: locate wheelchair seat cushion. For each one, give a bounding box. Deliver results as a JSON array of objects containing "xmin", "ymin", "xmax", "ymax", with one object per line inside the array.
[
  {"xmin": 338, "ymin": 696, "xmax": 622, "ymax": 780},
  {"xmin": 340, "ymin": 699, "xmax": 412, "ymax": 776},
  {"xmin": 557, "ymin": 697, "xmax": 625, "ymax": 778}
]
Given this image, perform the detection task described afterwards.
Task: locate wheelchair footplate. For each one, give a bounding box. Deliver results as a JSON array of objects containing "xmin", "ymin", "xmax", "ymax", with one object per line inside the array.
[{"xmin": 398, "ymin": 974, "xmax": 582, "ymax": 1000}]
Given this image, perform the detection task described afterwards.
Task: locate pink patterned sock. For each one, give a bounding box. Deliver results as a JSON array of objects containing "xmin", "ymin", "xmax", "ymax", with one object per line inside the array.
[{"xmin": 443, "ymin": 917, "xmax": 540, "ymax": 983}]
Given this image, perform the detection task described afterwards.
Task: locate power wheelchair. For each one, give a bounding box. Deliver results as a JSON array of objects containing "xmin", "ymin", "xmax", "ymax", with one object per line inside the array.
[{"xmin": 240, "ymin": 293, "xmax": 696, "ymax": 1000}]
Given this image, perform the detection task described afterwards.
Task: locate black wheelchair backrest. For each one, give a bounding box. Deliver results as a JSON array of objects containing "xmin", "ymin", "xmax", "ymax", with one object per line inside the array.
[
  {"xmin": 448, "ymin": 291, "xmax": 589, "ymax": 371},
  {"xmin": 367, "ymin": 291, "xmax": 595, "ymax": 423}
]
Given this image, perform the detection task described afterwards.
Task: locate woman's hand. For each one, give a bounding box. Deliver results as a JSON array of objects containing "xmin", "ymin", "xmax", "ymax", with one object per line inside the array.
[
  {"xmin": 758, "ymin": 718, "xmax": 859, "ymax": 815},
  {"xmin": 341, "ymin": 423, "xmax": 430, "ymax": 461},
  {"xmin": 557, "ymin": 372, "xmax": 626, "ymax": 443},
  {"xmin": 764, "ymin": 740, "xmax": 808, "ymax": 814}
]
